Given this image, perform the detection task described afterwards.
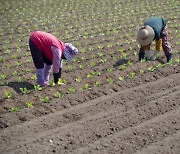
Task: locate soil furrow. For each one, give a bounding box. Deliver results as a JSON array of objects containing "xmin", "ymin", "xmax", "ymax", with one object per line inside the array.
[
  {"xmin": 135, "ymin": 131, "xmax": 180, "ymax": 154},
  {"xmin": 71, "ymin": 107, "xmax": 180, "ymax": 154},
  {"xmin": 1, "ymin": 88, "xmax": 180, "ymax": 154}
]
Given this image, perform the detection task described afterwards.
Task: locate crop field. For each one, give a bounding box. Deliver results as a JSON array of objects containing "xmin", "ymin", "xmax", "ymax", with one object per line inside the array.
[{"xmin": 0, "ymin": 0, "xmax": 180, "ymax": 153}]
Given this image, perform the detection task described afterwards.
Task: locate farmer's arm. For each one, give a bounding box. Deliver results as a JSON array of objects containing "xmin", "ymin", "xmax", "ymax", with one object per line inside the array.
[{"xmin": 51, "ymin": 46, "xmax": 62, "ymax": 83}]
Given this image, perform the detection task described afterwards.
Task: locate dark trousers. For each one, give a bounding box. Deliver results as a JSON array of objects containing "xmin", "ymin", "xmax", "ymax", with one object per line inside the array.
[{"xmin": 29, "ymin": 38, "xmax": 52, "ymax": 69}]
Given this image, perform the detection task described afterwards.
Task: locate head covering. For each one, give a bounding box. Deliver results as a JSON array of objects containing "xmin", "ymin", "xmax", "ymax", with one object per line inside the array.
[
  {"xmin": 64, "ymin": 43, "xmax": 78, "ymax": 61},
  {"xmin": 137, "ymin": 26, "xmax": 155, "ymax": 46}
]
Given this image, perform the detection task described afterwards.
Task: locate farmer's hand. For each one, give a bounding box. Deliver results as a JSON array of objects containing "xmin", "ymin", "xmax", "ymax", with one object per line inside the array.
[
  {"xmin": 53, "ymin": 68, "xmax": 62, "ymax": 84},
  {"xmin": 150, "ymin": 50, "xmax": 158, "ymax": 61},
  {"xmin": 144, "ymin": 50, "xmax": 151, "ymax": 60}
]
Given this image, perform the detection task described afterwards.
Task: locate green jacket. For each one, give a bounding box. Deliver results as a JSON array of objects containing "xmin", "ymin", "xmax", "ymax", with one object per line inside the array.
[{"xmin": 144, "ymin": 17, "xmax": 166, "ymax": 40}]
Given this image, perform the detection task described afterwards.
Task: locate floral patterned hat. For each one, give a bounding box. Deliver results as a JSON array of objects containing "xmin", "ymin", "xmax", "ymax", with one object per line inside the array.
[{"xmin": 64, "ymin": 43, "xmax": 78, "ymax": 61}]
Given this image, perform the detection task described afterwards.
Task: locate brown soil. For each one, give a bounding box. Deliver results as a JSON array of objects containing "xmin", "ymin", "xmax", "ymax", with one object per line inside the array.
[{"xmin": 0, "ymin": 0, "xmax": 180, "ymax": 153}]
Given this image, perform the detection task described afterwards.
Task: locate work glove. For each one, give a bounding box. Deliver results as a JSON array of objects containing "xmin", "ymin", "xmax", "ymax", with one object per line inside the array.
[
  {"xmin": 53, "ymin": 68, "xmax": 62, "ymax": 84},
  {"xmin": 150, "ymin": 50, "xmax": 158, "ymax": 61},
  {"xmin": 166, "ymin": 54, "xmax": 172, "ymax": 63}
]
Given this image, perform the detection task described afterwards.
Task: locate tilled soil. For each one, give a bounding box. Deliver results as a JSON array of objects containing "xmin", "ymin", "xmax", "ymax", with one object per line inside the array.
[
  {"xmin": 0, "ymin": 0, "xmax": 180, "ymax": 153},
  {"xmin": 0, "ymin": 73, "xmax": 180, "ymax": 154}
]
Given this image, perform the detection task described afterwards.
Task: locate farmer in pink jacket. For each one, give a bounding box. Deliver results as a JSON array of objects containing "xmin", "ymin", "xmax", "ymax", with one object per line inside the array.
[{"xmin": 29, "ymin": 31, "xmax": 78, "ymax": 86}]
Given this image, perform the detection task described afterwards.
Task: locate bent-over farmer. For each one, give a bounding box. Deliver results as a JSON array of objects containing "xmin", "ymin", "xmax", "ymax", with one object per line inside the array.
[
  {"xmin": 29, "ymin": 31, "xmax": 78, "ymax": 86},
  {"xmin": 137, "ymin": 17, "xmax": 172, "ymax": 62}
]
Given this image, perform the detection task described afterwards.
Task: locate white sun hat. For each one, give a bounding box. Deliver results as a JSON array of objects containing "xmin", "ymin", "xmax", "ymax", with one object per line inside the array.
[
  {"xmin": 137, "ymin": 26, "xmax": 155, "ymax": 46},
  {"xmin": 64, "ymin": 43, "xmax": 78, "ymax": 61}
]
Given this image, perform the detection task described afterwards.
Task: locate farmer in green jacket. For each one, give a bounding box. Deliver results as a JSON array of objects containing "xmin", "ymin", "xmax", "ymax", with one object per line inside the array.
[{"xmin": 137, "ymin": 17, "xmax": 172, "ymax": 62}]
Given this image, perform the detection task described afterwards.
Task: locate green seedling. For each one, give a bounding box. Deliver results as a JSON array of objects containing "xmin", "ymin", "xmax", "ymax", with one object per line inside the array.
[
  {"xmin": 18, "ymin": 77, "xmax": 24, "ymax": 83},
  {"xmin": 34, "ymin": 85, "xmax": 42, "ymax": 91},
  {"xmin": 156, "ymin": 63, "xmax": 165, "ymax": 68},
  {"xmin": 75, "ymin": 77, "xmax": 81, "ymax": 83},
  {"xmin": 129, "ymin": 72, "xmax": 136, "ymax": 78},
  {"xmin": 107, "ymin": 68, "xmax": 113, "ymax": 72},
  {"xmin": 0, "ymin": 74, "xmax": 7, "ymax": 80},
  {"xmin": 98, "ymin": 52, "xmax": 104, "ymax": 57},
  {"xmin": 89, "ymin": 61, "xmax": 96, "ymax": 67},
  {"xmin": 133, "ymin": 51, "xmax": 138, "ymax": 56},
  {"xmin": 175, "ymin": 58, "xmax": 180, "ymax": 63},
  {"xmin": 119, "ymin": 76, "xmax": 125, "ymax": 81},
  {"xmin": 87, "ymin": 74, "xmax": 93, "ymax": 79},
  {"xmin": 107, "ymin": 77, "xmax": 114, "ymax": 84},
  {"xmin": 26, "ymin": 102, "xmax": 33, "ymax": 108},
  {"xmin": 127, "ymin": 60, "xmax": 132, "ymax": 66},
  {"xmin": 13, "ymin": 71, "xmax": 18, "ymax": 76},
  {"xmin": 67, "ymin": 65, "xmax": 73, "ymax": 71},
  {"xmin": 95, "ymin": 81, "xmax": 101, "ymax": 87},
  {"xmin": 10, "ymin": 107, "xmax": 19, "ymax": 112},
  {"xmin": 0, "ymin": 56, "xmax": 4, "ymax": 62},
  {"xmin": 101, "ymin": 58, "xmax": 107, "ymax": 63},
  {"xmin": 50, "ymin": 80, "xmax": 55, "ymax": 86},
  {"xmin": 25, "ymin": 69, "xmax": 30, "ymax": 73},
  {"xmin": 31, "ymin": 75, "xmax": 37, "ymax": 80},
  {"xmin": 139, "ymin": 69, "xmax": 144, "ymax": 75},
  {"xmin": 148, "ymin": 66, "xmax": 155, "ymax": 72},
  {"xmin": 83, "ymin": 84, "xmax": 90, "ymax": 90},
  {"xmin": 119, "ymin": 65, "xmax": 126, "ymax": 70},
  {"xmin": 54, "ymin": 91, "xmax": 64, "ymax": 98},
  {"xmin": 79, "ymin": 64, "xmax": 84, "ymax": 69},
  {"xmin": 68, "ymin": 88, "xmax": 76, "ymax": 94},
  {"xmin": 5, "ymin": 91, "xmax": 12, "ymax": 99},
  {"xmin": 40, "ymin": 96, "xmax": 49, "ymax": 103},
  {"xmin": 20, "ymin": 87, "xmax": 30, "ymax": 94}
]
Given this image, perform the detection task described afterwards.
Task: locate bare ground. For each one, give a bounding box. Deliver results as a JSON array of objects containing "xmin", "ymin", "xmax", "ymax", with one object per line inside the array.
[{"xmin": 1, "ymin": 72, "xmax": 180, "ymax": 154}]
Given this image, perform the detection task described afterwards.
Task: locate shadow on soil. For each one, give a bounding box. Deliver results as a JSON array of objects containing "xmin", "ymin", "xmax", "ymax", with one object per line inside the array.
[
  {"xmin": 114, "ymin": 58, "xmax": 129, "ymax": 67},
  {"xmin": 0, "ymin": 81, "xmax": 34, "ymax": 93}
]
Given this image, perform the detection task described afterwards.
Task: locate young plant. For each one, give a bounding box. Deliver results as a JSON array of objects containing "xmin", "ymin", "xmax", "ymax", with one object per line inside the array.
[
  {"xmin": 127, "ymin": 60, "xmax": 132, "ymax": 66},
  {"xmin": 139, "ymin": 69, "xmax": 144, "ymax": 75},
  {"xmin": 107, "ymin": 68, "xmax": 113, "ymax": 72},
  {"xmin": 95, "ymin": 81, "xmax": 101, "ymax": 87},
  {"xmin": 40, "ymin": 96, "xmax": 49, "ymax": 103},
  {"xmin": 148, "ymin": 66, "xmax": 155, "ymax": 72},
  {"xmin": 68, "ymin": 88, "xmax": 76, "ymax": 94},
  {"xmin": 50, "ymin": 80, "xmax": 55, "ymax": 86},
  {"xmin": 119, "ymin": 65, "xmax": 126, "ymax": 70},
  {"xmin": 83, "ymin": 84, "xmax": 90, "ymax": 90},
  {"xmin": 79, "ymin": 64, "xmax": 84, "ymax": 69},
  {"xmin": 119, "ymin": 76, "xmax": 125, "ymax": 81},
  {"xmin": 18, "ymin": 77, "xmax": 24, "ymax": 83},
  {"xmin": 10, "ymin": 107, "xmax": 19, "ymax": 112},
  {"xmin": 107, "ymin": 77, "xmax": 114, "ymax": 84},
  {"xmin": 31, "ymin": 75, "xmax": 37, "ymax": 80},
  {"xmin": 5, "ymin": 91, "xmax": 12, "ymax": 99},
  {"xmin": 75, "ymin": 77, "xmax": 81, "ymax": 83},
  {"xmin": 20, "ymin": 87, "xmax": 30, "ymax": 94},
  {"xmin": 26, "ymin": 102, "xmax": 33, "ymax": 108},
  {"xmin": 34, "ymin": 85, "xmax": 42, "ymax": 91},
  {"xmin": 87, "ymin": 73, "xmax": 94, "ymax": 79},
  {"xmin": 0, "ymin": 74, "xmax": 7, "ymax": 80},
  {"xmin": 13, "ymin": 71, "xmax": 18, "ymax": 76},
  {"xmin": 54, "ymin": 91, "xmax": 64, "ymax": 98},
  {"xmin": 101, "ymin": 58, "xmax": 107, "ymax": 63},
  {"xmin": 0, "ymin": 56, "xmax": 4, "ymax": 63},
  {"xmin": 67, "ymin": 65, "xmax": 73, "ymax": 71},
  {"xmin": 156, "ymin": 63, "xmax": 165, "ymax": 68},
  {"xmin": 129, "ymin": 72, "xmax": 136, "ymax": 78}
]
